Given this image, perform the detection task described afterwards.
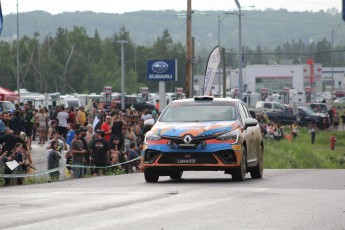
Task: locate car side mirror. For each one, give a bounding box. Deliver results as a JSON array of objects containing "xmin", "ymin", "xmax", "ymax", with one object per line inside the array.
[{"xmin": 244, "ymin": 118, "xmax": 258, "ymax": 128}]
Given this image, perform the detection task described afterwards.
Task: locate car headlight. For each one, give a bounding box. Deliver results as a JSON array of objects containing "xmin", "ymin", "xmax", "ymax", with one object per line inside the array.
[
  {"xmin": 144, "ymin": 132, "xmax": 161, "ymax": 144},
  {"xmin": 216, "ymin": 130, "xmax": 239, "ymax": 143}
]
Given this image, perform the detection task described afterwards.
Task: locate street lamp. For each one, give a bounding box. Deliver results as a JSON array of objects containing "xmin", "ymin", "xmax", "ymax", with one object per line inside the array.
[
  {"xmin": 217, "ymin": 12, "xmax": 231, "ymax": 96},
  {"xmin": 234, "ymin": 0, "xmax": 243, "ymax": 101},
  {"xmin": 116, "ymin": 40, "xmax": 128, "ymax": 110},
  {"xmin": 331, "ymin": 24, "xmax": 345, "ymax": 105},
  {"xmin": 231, "ymin": 1, "xmax": 254, "ymax": 100}
]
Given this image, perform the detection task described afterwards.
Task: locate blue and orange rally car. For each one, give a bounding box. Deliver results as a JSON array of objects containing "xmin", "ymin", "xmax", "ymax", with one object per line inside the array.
[{"xmin": 142, "ymin": 96, "xmax": 264, "ymax": 182}]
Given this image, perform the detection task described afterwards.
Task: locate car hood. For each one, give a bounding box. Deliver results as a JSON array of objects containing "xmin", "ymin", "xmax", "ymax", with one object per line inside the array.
[{"xmin": 151, "ymin": 120, "xmax": 241, "ymax": 137}]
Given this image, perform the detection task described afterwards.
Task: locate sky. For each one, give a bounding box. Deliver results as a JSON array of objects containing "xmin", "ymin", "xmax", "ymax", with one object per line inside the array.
[{"xmin": 1, "ymin": 0, "xmax": 342, "ymax": 15}]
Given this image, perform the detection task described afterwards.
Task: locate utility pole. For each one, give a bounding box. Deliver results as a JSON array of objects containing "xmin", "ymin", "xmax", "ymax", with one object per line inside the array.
[
  {"xmin": 186, "ymin": 0, "xmax": 192, "ymax": 98},
  {"xmin": 234, "ymin": 0, "xmax": 243, "ymax": 101},
  {"xmin": 117, "ymin": 40, "xmax": 128, "ymax": 110},
  {"xmin": 16, "ymin": 0, "xmax": 20, "ymax": 101},
  {"xmin": 222, "ymin": 47, "xmax": 226, "ymax": 98}
]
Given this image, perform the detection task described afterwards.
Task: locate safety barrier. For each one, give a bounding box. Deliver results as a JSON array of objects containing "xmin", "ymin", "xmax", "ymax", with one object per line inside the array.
[{"xmin": 0, "ymin": 156, "xmax": 141, "ymax": 179}]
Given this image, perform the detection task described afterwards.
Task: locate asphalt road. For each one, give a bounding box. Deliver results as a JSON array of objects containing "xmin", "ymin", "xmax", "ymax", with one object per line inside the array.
[{"xmin": 0, "ymin": 168, "xmax": 344, "ymax": 230}]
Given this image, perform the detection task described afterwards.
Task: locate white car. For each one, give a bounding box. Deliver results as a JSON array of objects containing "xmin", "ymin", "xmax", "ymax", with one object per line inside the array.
[{"xmin": 334, "ymin": 97, "xmax": 345, "ymax": 104}]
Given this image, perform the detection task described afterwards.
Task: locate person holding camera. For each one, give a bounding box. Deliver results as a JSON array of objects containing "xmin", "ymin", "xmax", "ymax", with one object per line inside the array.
[
  {"xmin": 109, "ymin": 112, "xmax": 127, "ymax": 148},
  {"xmin": 46, "ymin": 130, "xmax": 68, "ymax": 153}
]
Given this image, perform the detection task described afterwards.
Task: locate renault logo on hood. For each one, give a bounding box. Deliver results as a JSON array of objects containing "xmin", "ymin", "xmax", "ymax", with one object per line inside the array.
[{"xmin": 183, "ymin": 135, "xmax": 193, "ymax": 144}]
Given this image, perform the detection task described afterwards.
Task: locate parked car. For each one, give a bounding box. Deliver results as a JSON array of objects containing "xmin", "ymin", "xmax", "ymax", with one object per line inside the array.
[
  {"xmin": 297, "ymin": 107, "xmax": 329, "ymax": 129},
  {"xmin": 113, "ymin": 95, "xmax": 156, "ymax": 112},
  {"xmin": 334, "ymin": 97, "xmax": 345, "ymax": 104},
  {"xmin": 309, "ymin": 103, "xmax": 330, "ymax": 114},
  {"xmin": 0, "ymin": 101, "xmax": 16, "ymax": 113},
  {"xmin": 142, "ymin": 96, "xmax": 264, "ymax": 182}
]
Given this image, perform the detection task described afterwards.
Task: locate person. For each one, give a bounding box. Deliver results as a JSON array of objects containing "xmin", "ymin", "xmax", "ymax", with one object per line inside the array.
[
  {"xmin": 341, "ymin": 111, "xmax": 345, "ymax": 131},
  {"xmin": 67, "ymin": 107, "xmax": 76, "ymax": 129},
  {"xmin": 141, "ymin": 109, "xmax": 152, "ymax": 121},
  {"xmin": 46, "ymin": 130, "xmax": 68, "ymax": 153},
  {"xmin": 109, "ymin": 112, "xmax": 127, "ymax": 148},
  {"xmin": 124, "ymin": 122, "xmax": 137, "ymax": 150},
  {"xmin": 23, "ymin": 103, "xmax": 34, "ymax": 150},
  {"xmin": 80, "ymin": 126, "xmax": 91, "ymax": 171},
  {"xmin": 35, "ymin": 108, "xmax": 48, "ymax": 144},
  {"xmin": 0, "ymin": 144, "xmax": 14, "ymax": 186},
  {"xmin": 126, "ymin": 143, "xmax": 140, "ymax": 173},
  {"xmin": 47, "ymin": 120, "xmax": 58, "ymax": 140},
  {"xmin": 13, "ymin": 143, "xmax": 25, "ymax": 185},
  {"xmin": 70, "ymin": 129, "xmax": 86, "ymax": 178},
  {"xmin": 90, "ymin": 130, "xmax": 110, "ymax": 176},
  {"xmin": 100, "ymin": 115, "xmax": 112, "ymax": 142},
  {"xmin": 309, "ymin": 122, "xmax": 317, "ymax": 144},
  {"xmin": 76, "ymin": 106, "xmax": 87, "ymax": 126},
  {"xmin": 9, "ymin": 110, "xmax": 24, "ymax": 136},
  {"xmin": 110, "ymin": 137, "xmax": 121, "ymax": 165},
  {"xmin": 328, "ymin": 108, "xmax": 334, "ymax": 129},
  {"xmin": 85, "ymin": 124, "xmax": 93, "ymax": 144},
  {"xmin": 57, "ymin": 107, "xmax": 69, "ymax": 140},
  {"xmin": 47, "ymin": 140, "xmax": 62, "ymax": 181},
  {"xmin": 66, "ymin": 123, "xmax": 80, "ymax": 146},
  {"xmin": 332, "ymin": 112, "xmax": 339, "ymax": 131},
  {"xmin": 291, "ymin": 121, "xmax": 298, "ymax": 138}
]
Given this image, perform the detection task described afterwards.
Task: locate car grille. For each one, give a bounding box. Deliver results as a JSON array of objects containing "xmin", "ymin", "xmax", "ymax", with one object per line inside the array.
[
  {"xmin": 161, "ymin": 135, "xmax": 215, "ymax": 149},
  {"xmin": 158, "ymin": 152, "xmax": 218, "ymax": 164}
]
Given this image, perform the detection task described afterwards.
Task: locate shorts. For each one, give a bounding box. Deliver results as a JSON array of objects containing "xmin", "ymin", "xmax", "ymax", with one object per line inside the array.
[{"xmin": 25, "ymin": 124, "xmax": 34, "ymax": 137}]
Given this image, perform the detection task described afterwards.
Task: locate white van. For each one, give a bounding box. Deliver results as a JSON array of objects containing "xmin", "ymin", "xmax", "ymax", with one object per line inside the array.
[{"xmin": 60, "ymin": 96, "xmax": 81, "ymax": 109}]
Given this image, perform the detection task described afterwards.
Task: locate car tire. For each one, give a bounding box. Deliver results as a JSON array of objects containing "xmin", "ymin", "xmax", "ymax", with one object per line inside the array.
[
  {"xmin": 232, "ymin": 147, "xmax": 247, "ymax": 181},
  {"xmin": 144, "ymin": 168, "xmax": 159, "ymax": 183},
  {"xmin": 250, "ymin": 144, "xmax": 264, "ymax": 179},
  {"xmin": 170, "ymin": 171, "xmax": 183, "ymax": 180}
]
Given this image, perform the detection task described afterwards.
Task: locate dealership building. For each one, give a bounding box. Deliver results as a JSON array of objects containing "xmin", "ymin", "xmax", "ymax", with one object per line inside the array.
[{"xmin": 194, "ymin": 63, "xmax": 344, "ymax": 96}]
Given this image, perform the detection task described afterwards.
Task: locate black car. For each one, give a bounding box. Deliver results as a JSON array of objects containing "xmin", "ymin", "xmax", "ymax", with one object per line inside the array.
[
  {"xmin": 113, "ymin": 96, "xmax": 155, "ymax": 112},
  {"xmin": 298, "ymin": 107, "xmax": 328, "ymax": 129}
]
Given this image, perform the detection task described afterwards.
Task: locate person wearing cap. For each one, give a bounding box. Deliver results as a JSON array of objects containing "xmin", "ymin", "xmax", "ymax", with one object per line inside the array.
[
  {"xmin": 76, "ymin": 106, "xmax": 86, "ymax": 126},
  {"xmin": 79, "ymin": 126, "xmax": 91, "ymax": 168},
  {"xmin": 70, "ymin": 129, "xmax": 87, "ymax": 178},
  {"xmin": 101, "ymin": 115, "xmax": 112, "ymax": 142},
  {"xmin": 90, "ymin": 129, "xmax": 110, "ymax": 176}
]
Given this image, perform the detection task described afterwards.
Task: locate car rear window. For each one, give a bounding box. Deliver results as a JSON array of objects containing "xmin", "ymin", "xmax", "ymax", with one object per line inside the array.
[{"xmin": 159, "ymin": 101, "xmax": 236, "ymax": 122}]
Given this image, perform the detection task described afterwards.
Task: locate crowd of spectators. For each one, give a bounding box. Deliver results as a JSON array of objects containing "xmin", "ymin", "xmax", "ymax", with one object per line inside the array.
[{"xmin": 0, "ymin": 101, "xmax": 159, "ymax": 185}]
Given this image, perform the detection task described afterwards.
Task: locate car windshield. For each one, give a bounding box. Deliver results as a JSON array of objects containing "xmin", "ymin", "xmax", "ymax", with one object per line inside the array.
[
  {"xmin": 159, "ymin": 101, "xmax": 236, "ymax": 122},
  {"xmin": 302, "ymin": 107, "xmax": 318, "ymax": 115}
]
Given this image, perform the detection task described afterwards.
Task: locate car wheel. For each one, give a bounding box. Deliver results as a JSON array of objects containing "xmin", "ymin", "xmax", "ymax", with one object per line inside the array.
[
  {"xmin": 144, "ymin": 168, "xmax": 159, "ymax": 183},
  {"xmin": 170, "ymin": 171, "xmax": 183, "ymax": 180},
  {"xmin": 250, "ymin": 144, "xmax": 264, "ymax": 179},
  {"xmin": 232, "ymin": 147, "xmax": 247, "ymax": 181}
]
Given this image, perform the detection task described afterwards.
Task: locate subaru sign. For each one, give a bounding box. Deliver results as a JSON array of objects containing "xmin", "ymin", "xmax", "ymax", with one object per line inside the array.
[{"xmin": 147, "ymin": 59, "xmax": 177, "ymax": 81}]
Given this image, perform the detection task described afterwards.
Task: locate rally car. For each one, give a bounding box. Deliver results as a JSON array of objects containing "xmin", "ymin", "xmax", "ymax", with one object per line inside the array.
[{"xmin": 142, "ymin": 96, "xmax": 264, "ymax": 182}]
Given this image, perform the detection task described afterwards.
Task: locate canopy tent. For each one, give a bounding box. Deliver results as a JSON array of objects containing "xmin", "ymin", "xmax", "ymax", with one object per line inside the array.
[{"xmin": 0, "ymin": 86, "xmax": 19, "ymax": 101}]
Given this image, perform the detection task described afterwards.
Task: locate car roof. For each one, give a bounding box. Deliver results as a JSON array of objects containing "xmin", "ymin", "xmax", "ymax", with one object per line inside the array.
[{"xmin": 171, "ymin": 96, "xmax": 242, "ymax": 103}]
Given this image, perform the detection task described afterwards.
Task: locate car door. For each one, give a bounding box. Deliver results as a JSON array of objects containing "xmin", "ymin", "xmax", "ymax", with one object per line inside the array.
[{"xmin": 238, "ymin": 102, "xmax": 255, "ymax": 162}]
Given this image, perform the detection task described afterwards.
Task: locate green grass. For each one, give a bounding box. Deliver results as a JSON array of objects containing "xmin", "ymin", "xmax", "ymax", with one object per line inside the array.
[{"xmin": 264, "ymin": 127, "xmax": 345, "ymax": 169}]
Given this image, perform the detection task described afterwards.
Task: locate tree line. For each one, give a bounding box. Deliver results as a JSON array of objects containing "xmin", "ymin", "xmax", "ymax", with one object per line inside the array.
[{"xmin": 0, "ymin": 26, "xmax": 344, "ymax": 94}]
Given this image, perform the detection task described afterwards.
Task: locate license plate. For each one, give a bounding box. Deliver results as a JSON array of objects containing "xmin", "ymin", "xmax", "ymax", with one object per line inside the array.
[{"xmin": 177, "ymin": 159, "xmax": 196, "ymax": 164}]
